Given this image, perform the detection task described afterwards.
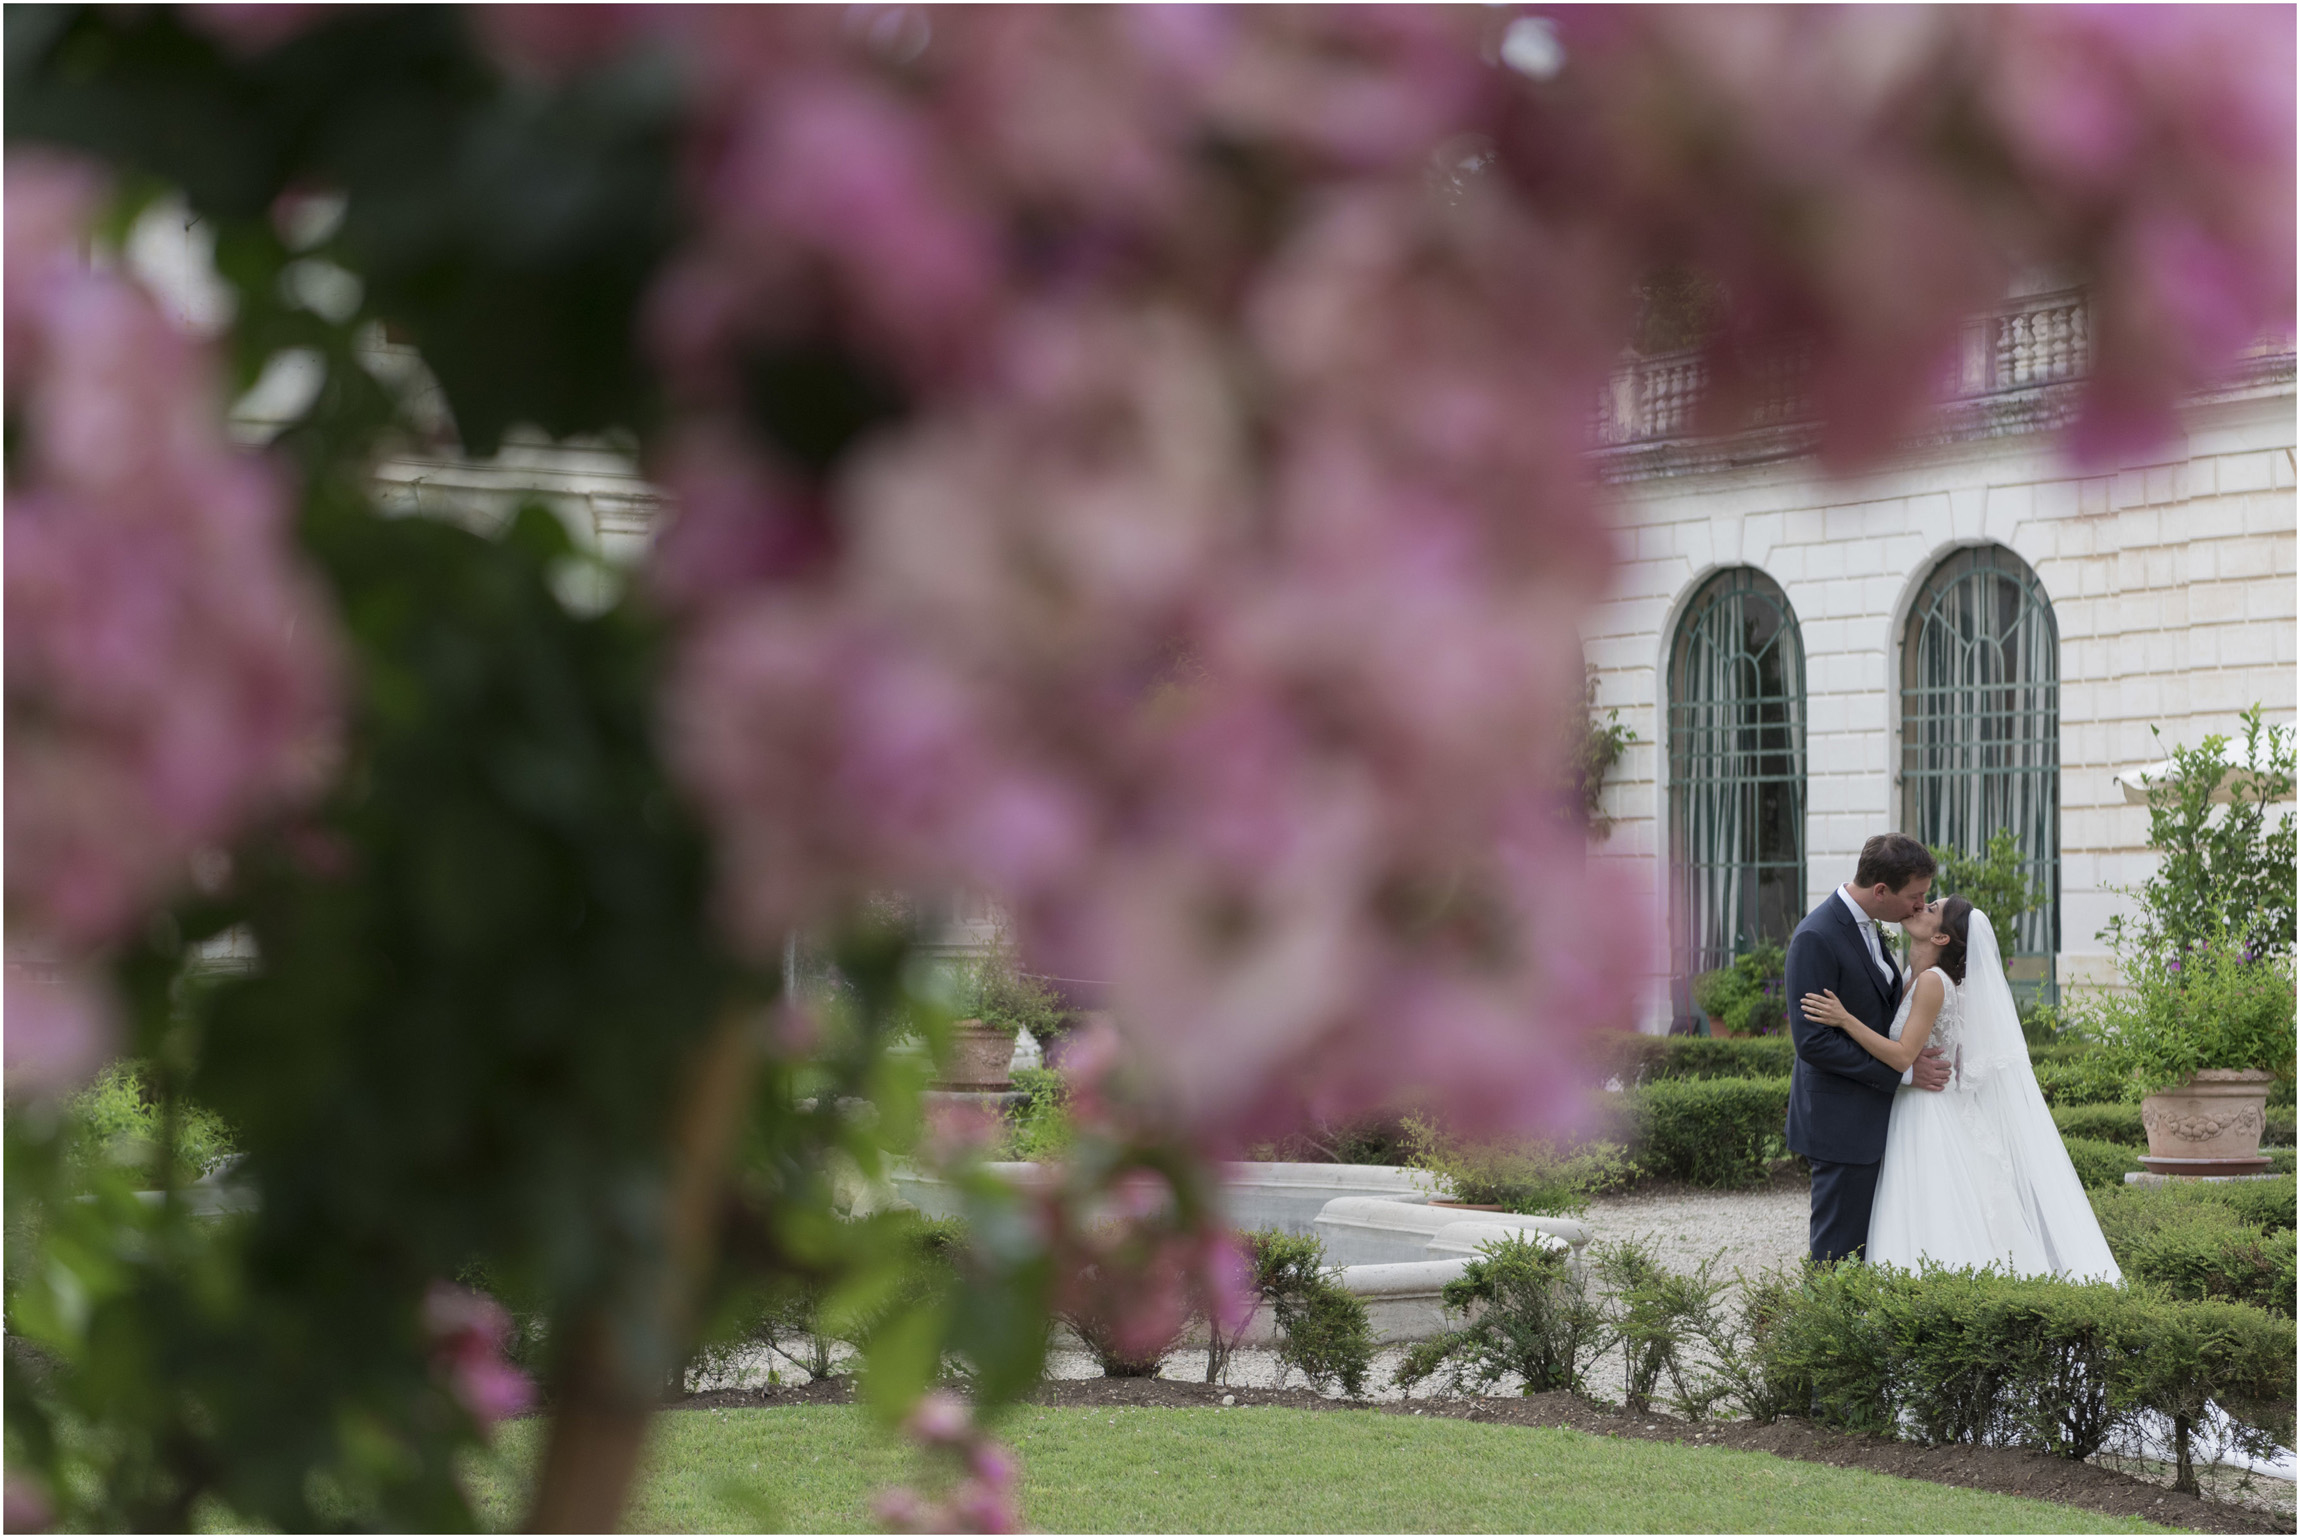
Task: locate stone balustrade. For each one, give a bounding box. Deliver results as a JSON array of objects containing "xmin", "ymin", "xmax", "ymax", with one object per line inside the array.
[{"xmin": 1595, "ymin": 288, "xmax": 2101, "ymax": 448}]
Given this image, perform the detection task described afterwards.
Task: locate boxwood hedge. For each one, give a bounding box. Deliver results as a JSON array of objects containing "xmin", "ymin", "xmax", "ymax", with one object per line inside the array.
[{"xmin": 1743, "ymin": 1262, "xmax": 2294, "ymax": 1492}]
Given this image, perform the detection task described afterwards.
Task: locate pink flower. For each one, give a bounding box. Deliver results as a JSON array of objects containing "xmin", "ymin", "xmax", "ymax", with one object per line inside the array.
[
  {"xmin": 4, "ymin": 152, "xmax": 341, "ymax": 1062},
  {"xmin": 3, "ymin": 1473, "xmax": 52, "ymax": 1533},
  {"xmin": 181, "ymin": 5, "xmax": 333, "ymax": 57},
  {"xmin": 3, "ymin": 961, "xmax": 113, "ymax": 1101},
  {"xmin": 422, "ymin": 1283, "xmax": 536, "ymax": 1428},
  {"xmin": 902, "ymin": 1390, "xmax": 972, "ymax": 1448}
]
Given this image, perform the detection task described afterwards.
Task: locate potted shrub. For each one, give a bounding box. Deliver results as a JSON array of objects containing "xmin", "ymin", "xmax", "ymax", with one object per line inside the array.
[
  {"xmin": 1690, "ymin": 942, "xmax": 1786, "ymax": 1037},
  {"xmin": 2087, "ymin": 931, "xmax": 2296, "ymax": 1173},
  {"xmin": 1690, "ymin": 966, "xmax": 1744, "ymax": 1037},
  {"xmin": 929, "ymin": 937, "xmax": 1072, "ymax": 1092},
  {"xmin": 2086, "ymin": 708, "xmax": 2299, "ymax": 1174}
]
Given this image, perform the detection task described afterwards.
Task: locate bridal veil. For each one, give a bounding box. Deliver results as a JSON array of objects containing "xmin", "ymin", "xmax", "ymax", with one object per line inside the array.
[{"xmin": 1958, "ymin": 909, "xmax": 2123, "ymax": 1284}]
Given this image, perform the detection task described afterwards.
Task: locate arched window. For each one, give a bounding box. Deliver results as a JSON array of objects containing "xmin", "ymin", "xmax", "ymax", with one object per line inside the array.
[
  {"xmin": 1668, "ymin": 569, "xmax": 1807, "ymax": 1017},
  {"xmin": 1900, "ymin": 545, "xmax": 2060, "ymax": 995}
]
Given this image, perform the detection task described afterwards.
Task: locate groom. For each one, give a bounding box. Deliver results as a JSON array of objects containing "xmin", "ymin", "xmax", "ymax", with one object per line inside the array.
[{"xmin": 1784, "ymin": 833, "xmax": 1953, "ymax": 1264}]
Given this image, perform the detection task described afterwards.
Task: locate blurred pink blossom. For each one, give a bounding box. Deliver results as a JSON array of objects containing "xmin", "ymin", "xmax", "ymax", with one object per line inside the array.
[
  {"xmin": 4, "ymin": 151, "xmax": 341, "ymax": 1095},
  {"xmin": 902, "ymin": 1390, "xmax": 972, "ymax": 1448},
  {"xmin": 182, "ymin": 5, "xmax": 334, "ymax": 57},
  {"xmin": 876, "ymin": 1390, "xmax": 1021, "ymax": 1534},
  {"xmin": 2, "ymin": 961, "xmax": 113, "ymax": 1101},
  {"xmin": 422, "ymin": 1283, "xmax": 536, "ymax": 1429},
  {"xmin": 3, "ymin": 1472, "xmax": 53, "ymax": 1533}
]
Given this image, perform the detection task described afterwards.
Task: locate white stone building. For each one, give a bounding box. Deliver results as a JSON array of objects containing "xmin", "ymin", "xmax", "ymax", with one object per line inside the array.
[
  {"xmin": 1583, "ymin": 291, "xmax": 2297, "ymax": 1033},
  {"xmin": 138, "ymin": 206, "xmax": 2294, "ymax": 1030}
]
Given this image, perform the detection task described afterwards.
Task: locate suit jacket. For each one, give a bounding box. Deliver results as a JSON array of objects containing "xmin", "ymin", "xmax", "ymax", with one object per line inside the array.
[{"xmin": 1782, "ymin": 890, "xmax": 1908, "ymax": 1164}]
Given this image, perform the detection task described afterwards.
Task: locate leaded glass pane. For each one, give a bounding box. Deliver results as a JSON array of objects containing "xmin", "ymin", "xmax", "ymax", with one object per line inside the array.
[
  {"xmin": 1668, "ymin": 569, "xmax": 1806, "ymax": 1020},
  {"xmin": 1900, "ymin": 545, "xmax": 2060, "ymax": 999}
]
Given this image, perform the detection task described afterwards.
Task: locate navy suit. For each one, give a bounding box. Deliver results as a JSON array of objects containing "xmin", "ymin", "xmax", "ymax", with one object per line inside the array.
[{"xmin": 1783, "ymin": 891, "xmax": 1907, "ymax": 1264}]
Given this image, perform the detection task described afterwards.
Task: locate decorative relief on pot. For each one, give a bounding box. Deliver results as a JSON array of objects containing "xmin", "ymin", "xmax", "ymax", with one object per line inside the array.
[
  {"xmin": 2140, "ymin": 1103, "xmax": 2264, "ymax": 1144},
  {"xmin": 2138, "ymin": 1070, "xmax": 2273, "ymax": 1163}
]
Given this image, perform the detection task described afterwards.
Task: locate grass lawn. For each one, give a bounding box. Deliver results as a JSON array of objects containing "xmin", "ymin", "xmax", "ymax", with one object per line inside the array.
[{"xmin": 467, "ymin": 1404, "xmax": 2184, "ymax": 1534}]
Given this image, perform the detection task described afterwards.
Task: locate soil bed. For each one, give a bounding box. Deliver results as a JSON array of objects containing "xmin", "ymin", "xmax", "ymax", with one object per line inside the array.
[{"xmin": 674, "ymin": 1376, "xmax": 2284, "ymax": 1534}]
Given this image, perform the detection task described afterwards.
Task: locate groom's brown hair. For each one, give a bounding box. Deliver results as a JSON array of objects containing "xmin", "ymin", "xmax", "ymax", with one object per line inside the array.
[{"xmin": 1854, "ymin": 833, "xmax": 1935, "ymax": 891}]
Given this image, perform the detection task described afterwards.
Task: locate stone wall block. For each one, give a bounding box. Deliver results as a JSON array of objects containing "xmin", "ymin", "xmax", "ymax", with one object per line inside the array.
[{"xmin": 2215, "ymin": 452, "xmax": 2274, "ymax": 494}]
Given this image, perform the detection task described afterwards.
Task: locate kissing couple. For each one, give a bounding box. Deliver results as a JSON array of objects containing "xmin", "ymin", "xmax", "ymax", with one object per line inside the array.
[{"xmin": 1783, "ymin": 833, "xmax": 2120, "ymax": 1280}]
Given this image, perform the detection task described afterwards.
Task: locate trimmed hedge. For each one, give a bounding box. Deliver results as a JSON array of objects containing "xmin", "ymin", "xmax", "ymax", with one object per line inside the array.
[
  {"xmin": 1614, "ymin": 1077, "xmax": 1792, "ymax": 1188},
  {"xmin": 2061, "ymin": 1135, "xmax": 2145, "ymax": 1191},
  {"xmin": 2092, "ymin": 1190, "xmax": 2297, "ymax": 1317},
  {"xmin": 1604, "ymin": 1036, "xmax": 1794, "ymax": 1084},
  {"xmin": 2033, "ymin": 1053, "xmax": 2137, "ymax": 1107},
  {"xmin": 2052, "ymin": 1103, "xmax": 2146, "ymax": 1147},
  {"xmin": 2097, "ymin": 1174, "xmax": 2295, "ymax": 1236},
  {"xmin": 1744, "ymin": 1262, "xmax": 2295, "ymax": 1490}
]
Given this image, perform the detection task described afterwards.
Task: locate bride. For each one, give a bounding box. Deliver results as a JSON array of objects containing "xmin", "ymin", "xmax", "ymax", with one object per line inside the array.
[{"xmin": 1800, "ymin": 898, "xmax": 2121, "ymax": 1282}]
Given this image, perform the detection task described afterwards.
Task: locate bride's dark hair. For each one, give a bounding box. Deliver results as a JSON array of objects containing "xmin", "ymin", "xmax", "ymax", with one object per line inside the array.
[{"xmin": 1934, "ymin": 896, "xmax": 1975, "ymax": 984}]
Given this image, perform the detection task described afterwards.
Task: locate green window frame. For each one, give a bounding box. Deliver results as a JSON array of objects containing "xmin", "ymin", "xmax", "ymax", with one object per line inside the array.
[
  {"xmin": 1667, "ymin": 568, "xmax": 1807, "ymax": 1018},
  {"xmin": 1900, "ymin": 544, "xmax": 2060, "ymax": 998}
]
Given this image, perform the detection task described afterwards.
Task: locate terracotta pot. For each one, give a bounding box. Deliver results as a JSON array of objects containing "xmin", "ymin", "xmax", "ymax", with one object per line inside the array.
[
  {"xmin": 1706, "ymin": 1014, "xmax": 1733, "ymax": 1038},
  {"xmin": 2140, "ymin": 1069, "xmax": 2274, "ymax": 1164},
  {"xmin": 934, "ymin": 1019, "xmax": 1016, "ymax": 1091}
]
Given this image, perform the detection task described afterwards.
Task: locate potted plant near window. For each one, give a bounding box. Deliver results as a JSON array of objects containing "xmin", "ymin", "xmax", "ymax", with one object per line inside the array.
[
  {"xmin": 2087, "ymin": 707, "xmax": 2299, "ymax": 1176},
  {"xmin": 1690, "ymin": 942, "xmax": 1786, "ymax": 1037},
  {"xmin": 931, "ymin": 937, "xmax": 1071, "ymax": 1091},
  {"xmin": 2094, "ymin": 932, "xmax": 2296, "ymax": 1175},
  {"xmin": 1690, "ymin": 966, "xmax": 1742, "ymax": 1037}
]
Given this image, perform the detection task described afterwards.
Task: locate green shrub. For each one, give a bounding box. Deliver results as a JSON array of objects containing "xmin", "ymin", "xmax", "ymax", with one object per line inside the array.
[
  {"xmin": 2101, "ymin": 705, "xmax": 2296, "ymax": 965},
  {"xmin": 1686, "ymin": 943, "xmax": 1788, "ymax": 1037},
  {"xmin": 1587, "ymin": 1236, "xmax": 1735, "ymax": 1417},
  {"xmin": 2079, "ymin": 928, "xmax": 2297, "ymax": 1098},
  {"xmin": 1003, "ymin": 1067, "xmax": 1073, "ymax": 1162},
  {"xmin": 2111, "ymin": 1203, "xmax": 2294, "ymax": 1316},
  {"xmin": 1753, "ymin": 1261, "xmax": 2295, "ymax": 1492},
  {"xmin": 1403, "ymin": 1119, "xmax": 1637, "ymax": 1216},
  {"xmin": 65, "ymin": 1061, "xmax": 239, "ymax": 1184},
  {"xmin": 2060, "ymin": 1135, "xmax": 2145, "ymax": 1191},
  {"xmin": 2159, "ymin": 1172, "xmax": 2296, "ymax": 1234},
  {"xmin": 950, "ymin": 938, "xmax": 1071, "ymax": 1045},
  {"xmin": 2032, "ymin": 1052, "xmax": 2139, "ymax": 1107},
  {"xmin": 1606, "ymin": 1035, "xmax": 1796, "ymax": 1084},
  {"xmin": 2019, "ymin": 999, "xmax": 2067, "ymax": 1046},
  {"xmin": 2092, "ymin": 1177, "xmax": 2296, "ymax": 1318},
  {"xmin": 2051, "ymin": 1103, "xmax": 2146, "ymax": 1147},
  {"xmin": 1710, "ymin": 1266, "xmax": 1813, "ymax": 1425},
  {"xmin": 1929, "ymin": 829, "xmax": 2049, "ymax": 959},
  {"xmin": 2270, "ymin": 1147, "xmax": 2297, "ymax": 1176},
  {"xmin": 1245, "ymin": 1115, "xmax": 1415, "ymax": 1166},
  {"xmin": 1393, "ymin": 1234, "xmax": 1604, "ymax": 1399},
  {"xmin": 1214, "ymin": 1230, "xmax": 1374, "ymax": 1397},
  {"xmin": 1615, "ymin": 1077, "xmax": 1792, "ymax": 1188},
  {"xmin": 2269, "ymin": 1107, "xmax": 2297, "ymax": 1145},
  {"xmin": 1689, "ymin": 969, "xmax": 1740, "ymax": 1023},
  {"xmin": 678, "ymin": 1212, "xmax": 970, "ymax": 1391}
]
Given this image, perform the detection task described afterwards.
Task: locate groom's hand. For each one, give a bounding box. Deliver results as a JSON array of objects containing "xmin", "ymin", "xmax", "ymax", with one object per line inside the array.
[{"xmin": 1911, "ymin": 1045, "xmax": 1951, "ymax": 1092}]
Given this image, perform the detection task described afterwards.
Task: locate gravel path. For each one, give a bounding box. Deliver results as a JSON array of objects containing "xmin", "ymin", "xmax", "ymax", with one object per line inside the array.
[{"xmin": 1578, "ymin": 1178, "xmax": 1813, "ymax": 1284}]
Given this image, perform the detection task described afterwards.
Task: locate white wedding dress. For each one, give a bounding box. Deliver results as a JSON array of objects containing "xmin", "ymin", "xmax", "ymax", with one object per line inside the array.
[{"xmin": 1866, "ymin": 910, "xmax": 2122, "ymax": 1283}]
